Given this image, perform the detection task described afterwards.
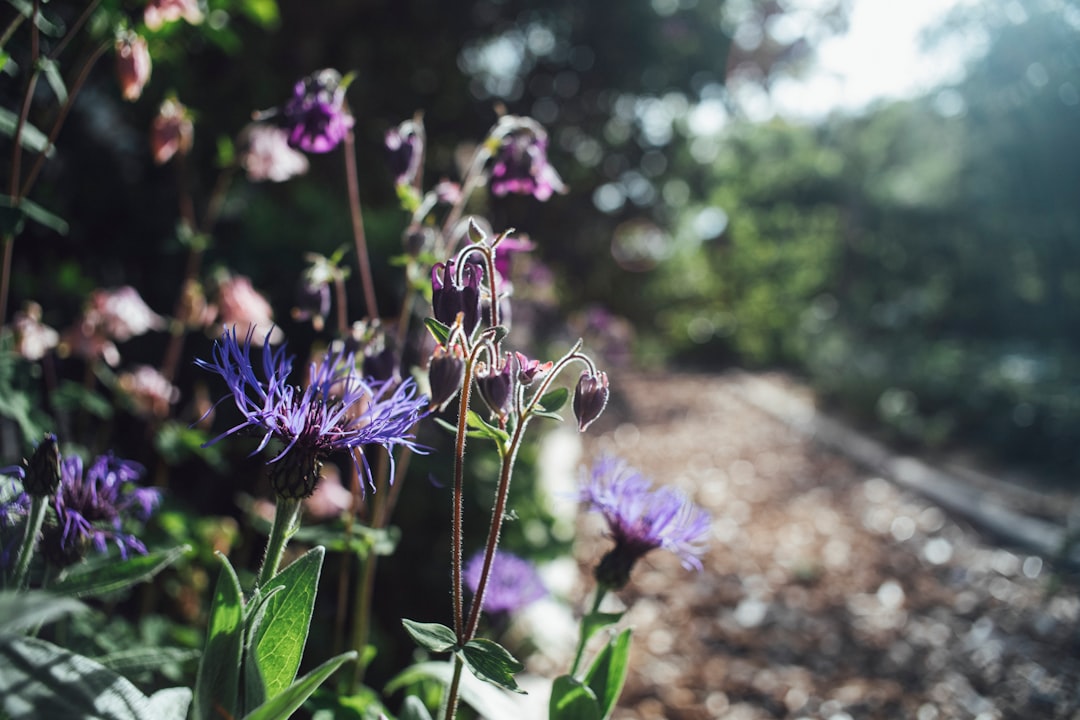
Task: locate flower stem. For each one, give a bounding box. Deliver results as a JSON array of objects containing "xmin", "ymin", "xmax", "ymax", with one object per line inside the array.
[
  {"xmin": 343, "ymin": 130, "xmax": 379, "ymax": 321},
  {"xmin": 257, "ymin": 497, "xmax": 302, "ymax": 588},
  {"xmin": 11, "ymin": 494, "xmax": 48, "ymax": 590},
  {"xmin": 441, "ymin": 655, "xmax": 466, "ymax": 720},
  {"xmin": 569, "ymin": 585, "xmax": 608, "ymax": 678}
]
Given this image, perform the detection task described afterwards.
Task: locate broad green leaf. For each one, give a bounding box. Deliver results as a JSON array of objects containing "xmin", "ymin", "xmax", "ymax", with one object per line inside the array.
[
  {"xmin": 38, "ymin": 58, "xmax": 66, "ymax": 103},
  {"xmin": 460, "ymin": 638, "xmax": 525, "ymax": 694},
  {"xmin": 193, "ymin": 554, "xmax": 245, "ymax": 720},
  {"xmin": 0, "ymin": 590, "xmax": 86, "ymax": 634},
  {"xmin": 538, "ymin": 386, "xmax": 570, "ymax": 413},
  {"xmin": 580, "ymin": 611, "xmax": 624, "ymax": 652},
  {"xmin": 241, "ymin": 650, "xmax": 357, "ymax": 720},
  {"xmin": 248, "ymin": 546, "xmax": 325, "ymax": 702},
  {"xmin": 94, "ymin": 646, "xmax": 201, "ymax": 677},
  {"xmin": 465, "ymin": 410, "xmax": 511, "ymax": 449},
  {"xmin": 423, "ymin": 317, "xmax": 451, "ymax": 345},
  {"xmin": 385, "ymin": 660, "xmax": 522, "ymax": 719},
  {"xmin": 549, "ymin": 675, "xmax": 601, "ymax": 720},
  {"xmin": 401, "ymin": 618, "xmax": 458, "ymax": 653},
  {"xmin": 399, "ymin": 695, "xmax": 434, "ymax": 720},
  {"xmin": 584, "ymin": 628, "xmax": 632, "ymax": 719},
  {"xmin": 0, "ymin": 195, "xmax": 67, "ymax": 235},
  {"xmin": 0, "ymin": 635, "xmax": 191, "ymax": 720},
  {"xmin": 50, "ymin": 545, "xmax": 190, "ymax": 598},
  {"xmin": 293, "ymin": 522, "xmax": 399, "ymax": 558},
  {"xmin": 0, "ymin": 108, "xmax": 54, "ymax": 156}
]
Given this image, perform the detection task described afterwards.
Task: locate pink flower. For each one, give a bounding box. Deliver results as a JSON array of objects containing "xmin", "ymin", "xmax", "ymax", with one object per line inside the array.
[
  {"xmin": 212, "ymin": 272, "xmax": 283, "ymax": 346},
  {"xmin": 238, "ymin": 124, "xmax": 310, "ymax": 183},
  {"xmin": 144, "ymin": 0, "xmax": 203, "ymax": 31},
  {"xmin": 117, "ymin": 365, "xmax": 180, "ymax": 419},
  {"xmin": 85, "ymin": 286, "xmax": 165, "ymax": 342},
  {"xmin": 151, "ymin": 98, "xmax": 193, "ymax": 165},
  {"xmin": 12, "ymin": 302, "xmax": 58, "ymax": 361},
  {"xmin": 115, "ymin": 33, "xmax": 151, "ymax": 102}
]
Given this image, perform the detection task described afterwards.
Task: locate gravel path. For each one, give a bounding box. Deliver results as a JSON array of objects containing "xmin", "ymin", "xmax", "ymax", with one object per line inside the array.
[{"xmin": 572, "ymin": 371, "xmax": 1080, "ymax": 720}]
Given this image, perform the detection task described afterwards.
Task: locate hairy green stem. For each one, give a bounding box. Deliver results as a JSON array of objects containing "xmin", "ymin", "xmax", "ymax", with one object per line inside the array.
[
  {"xmin": 257, "ymin": 497, "xmax": 302, "ymax": 588},
  {"xmin": 569, "ymin": 586, "xmax": 608, "ymax": 678},
  {"xmin": 451, "ymin": 357, "xmax": 476, "ymax": 641},
  {"xmin": 11, "ymin": 494, "xmax": 48, "ymax": 589},
  {"xmin": 441, "ymin": 655, "xmax": 466, "ymax": 720}
]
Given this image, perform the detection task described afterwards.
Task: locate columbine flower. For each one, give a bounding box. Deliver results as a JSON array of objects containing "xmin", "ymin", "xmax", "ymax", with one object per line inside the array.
[
  {"xmin": 282, "ymin": 69, "xmax": 354, "ymax": 153},
  {"xmin": 238, "ymin": 123, "xmax": 310, "ymax": 183},
  {"xmin": 12, "ymin": 301, "xmax": 59, "ymax": 361},
  {"xmin": 465, "ymin": 550, "xmax": 547, "ymax": 616},
  {"xmin": 580, "ymin": 455, "xmax": 710, "ymax": 590},
  {"xmin": 431, "ymin": 259, "xmax": 482, "ymax": 335},
  {"xmin": 489, "ymin": 119, "xmax": 565, "ymax": 201},
  {"xmin": 475, "ymin": 353, "xmax": 515, "ymax": 419},
  {"xmin": 115, "ymin": 32, "xmax": 151, "ymax": 102},
  {"xmin": 196, "ymin": 328, "xmax": 429, "ymax": 498},
  {"xmin": 85, "ymin": 286, "xmax": 165, "ymax": 342},
  {"xmin": 40, "ymin": 454, "xmax": 160, "ymax": 566},
  {"xmin": 385, "ymin": 117, "xmax": 424, "ymax": 187},
  {"xmin": 212, "ymin": 271, "xmax": 283, "ymax": 346},
  {"xmin": 573, "ymin": 370, "xmax": 609, "ymax": 432},
  {"xmin": 151, "ymin": 98, "xmax": 194, "ymax": 165},
  {"xmin": 117, "ymin": 365, "xmax": 180, "ymax": 419},
  {"xmin": 144, "ymin": 0, "xmax": 203, "ymax": 31}
]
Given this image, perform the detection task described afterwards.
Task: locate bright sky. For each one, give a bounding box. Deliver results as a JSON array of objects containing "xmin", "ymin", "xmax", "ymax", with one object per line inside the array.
[{"xmin": 747, "ymin": 0, "xmax": 982, "ymax": 120}]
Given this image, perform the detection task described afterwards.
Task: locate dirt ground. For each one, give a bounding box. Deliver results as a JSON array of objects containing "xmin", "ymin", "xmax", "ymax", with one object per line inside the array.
[{"xmin": 570, "ymin": 370, "xmax": 1080, "ymax": 720}]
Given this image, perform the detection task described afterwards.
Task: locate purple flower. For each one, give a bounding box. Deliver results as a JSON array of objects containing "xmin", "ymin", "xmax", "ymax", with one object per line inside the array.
[
  {"xmin": 385, "ymin": 118, "xmax": 424, "ymax": 187},
  {"xmin": 282, "ymin": 69, "xmax": 354, "ymax": 154},
  {"xmin": 465, "ymin": 550, "xmax": 547, "ymax": 615},
  {"xmin": 431, "ymin": 259, "xmax": 482, "ymax": 335},
  {"xmin": 196, "ymin": 328, "xmax": 429, "ymax": 498},
  {"xmin": 490, "ymin": 128, "xmax": 565, "ymax": 201},
  {"xmin": 41, "ymin": 455, "xmax": 160, "ymax": 565},
  {"xmin": 581, "ymin": 455, "xmax": 710, "ymax": 589}
]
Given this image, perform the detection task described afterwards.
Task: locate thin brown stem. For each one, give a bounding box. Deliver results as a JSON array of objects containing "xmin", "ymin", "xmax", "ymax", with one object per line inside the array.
[
  {"xmin": 343, "ymin": 130, "xmax": 378, "ymax": 321},
  {"xmin": 49, "ymin": 0, "xmax": 102, "ymax": 59}
]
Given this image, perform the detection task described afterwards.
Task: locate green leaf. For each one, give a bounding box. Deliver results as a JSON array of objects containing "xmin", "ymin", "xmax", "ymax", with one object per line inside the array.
[
  {"xmin": 580, "ymin": 611, "xmax": 624, "ymax": 652},
  {"xmin": 399, "ymin": 695, "xmax": 435, "ymax": 720},
  {"xmin": 423, "ymin": 317, "xmax": 451, "ymax": 345},
  {"xmin": 193, "ymin": 553, "xmax": 245, "ymax": 720},
  {"xmin": 248, "ymin": 546, "xmax": 325, "ymax": 702},
  {"xmin": 538, "ymin": 386, "xmax": 570, "ymax": 413},
  {"xmin": 292, "ymin": 523, "xmax": 399, "ymax": 558},
  {"xmin": 0, "ymin": 590, "xmax": 87, "ymax": 634},
  {"xmin": 385, "ymin": 661, "xmax": 522, "ymax": 719},
  {"xmin": 5, "ymin": 0, "xmax": 63, "ymax": 36},
  {"xmin": 0, "ymin": 195, "xmax": 67, "ymax": 235},
  {"xmin": 460, "ymin": 638, "xmax": 525, "ymax": 694},
  {"xmin": 401, "ymin": 619, "xmax": 458, "ymax": 653},
  {"xmin": 50, "ymin": 545, "xmax": 190, "ymax": 598},
  {"xmin": 0, "ymin": 107, "xmax": 54, "ymax": 156},
  {"xmin": 549, "ymin": 675, "xmax": 602, "ymax": 720},
  {"xmin": 239, "ymin": 0, "xmax": 280, "ymax": 27},
  {"xmin": 584, "ymin": 628, "xmax": 632, "ymax": 719},
  {"xmin": 51, "ymin": 379, "xmax": 113, "ymax": 419},
  {"xmin": 0, "ymin": 635, "xmax": 191, "ymax": 720},
  {"xmin": 38, "ymin": 58, "xmax": 66, "ymax": 103},
  {"xmin": 94, "ymin": 647, "xmax": 201, "ymax": 677},
  {"xmin": 241, "ymin": 650, "xmax": 356, "ymax": 720},
  {"xmin": 465, "ymin": 410, "xmax": 511, "ymax": 448}
]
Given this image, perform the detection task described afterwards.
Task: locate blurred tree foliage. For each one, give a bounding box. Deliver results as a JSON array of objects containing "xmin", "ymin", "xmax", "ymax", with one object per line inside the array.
[{"xmin": 648, "ymin": 0, "xmax": 1080, "ymax": 479}]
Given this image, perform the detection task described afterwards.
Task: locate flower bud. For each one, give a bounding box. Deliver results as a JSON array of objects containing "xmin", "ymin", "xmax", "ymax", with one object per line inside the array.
[
  {"xmin": 115, "ymin": 33, "xmax": 151, "ymax": 102},
  {"xmin": 476, "ymin": 353, "xmax": 515, "ymax": 418},
  {"xmin": 573, "ymin": 370, "xmax": 609, "ymax": 432},
  {"xmin": 24, "ymin": 433, "xmax": 61, "ymax": 497},
  {"xmin": 427, "ymin": 344, "xmax": 465, "ymax": 409},
  {"xmin": 268, "ymin": 448, "xmax": 323, "ymax": 499},
  {"xmin": 385, "ymin": 118, "xmax": 423, "ymax": 187}
]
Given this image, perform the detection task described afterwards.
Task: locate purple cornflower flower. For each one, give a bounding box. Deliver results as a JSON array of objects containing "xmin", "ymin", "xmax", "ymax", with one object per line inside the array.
[
  {"xmin": 196, "ymin": 328, "xmax": 429, "ymax": 498},
  {"xmin": 581, "ymin": 455, "xmax": 710, "ymax": 589},
  {"xmin": 465, "ymin": 550, "xmax": 547, "ymax": 615},
  {"xmin": 489, "ymin": 126, "xmax": 565, "ymax": 201},
  {"xmin": 282, "ymin": 69, "xmax": 354, "ymax": 154}
]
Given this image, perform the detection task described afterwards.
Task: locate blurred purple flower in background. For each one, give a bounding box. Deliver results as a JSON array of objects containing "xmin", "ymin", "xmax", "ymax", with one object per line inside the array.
[
  {"xmin": 490, "ymin": 125, "xmax": 565, "ymax": 201},
  {"xmin": 282, "ymin": 69, "xmax": 354, "ymax": 153},
  {"xmin": 239, "ymin": 123, "xmax": 310, "ymax": 182},
  {"xmin": 581, "ymin": 454, "xmax": 710, "ymax": 589},
  {"xmin": 465, "ymin": 549, "xmax": 547, "ymax": 615}
]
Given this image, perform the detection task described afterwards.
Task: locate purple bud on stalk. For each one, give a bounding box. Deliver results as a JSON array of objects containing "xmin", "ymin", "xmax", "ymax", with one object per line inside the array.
[
  {"xmin": 476, "ymin": 354, "xmax": 515, "ymax": 418},
  {"xmin": 431, "ymin": 260, "xmax": 482, "ymax": 335},
  {"xmin": 573, "ymin": 370, "xmax": 609, "ymax": 432},
  {"xmin": 427, "ymin": 344, "xmax": 466, "ymax": 409},
  {"xmin": 23, "ymin": 433, "xmax": 61, "ymax": 497}
]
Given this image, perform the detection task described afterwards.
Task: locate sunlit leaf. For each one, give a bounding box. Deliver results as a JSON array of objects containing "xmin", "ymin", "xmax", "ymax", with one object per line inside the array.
[
  {"xmin": 50, "ymin": 545, "xmax": 191, "ymax": 598},
  {"xmin": 241, "ymin": 651, "xmax": 356, "ymax": 720},
  {"xmin": 193, "ymin": 553, "xmax": 244, "ymax": 720},
  {"xmin": 401, "ymin": 619, "xmax": 457, "ymax": 653},
  {"xmin": 461, "ymin": 638, "xmax": 525, "ymax": 694},
  {"xmin": 549, "ymin": 675, "xmax": 601, "ymax": 720}
]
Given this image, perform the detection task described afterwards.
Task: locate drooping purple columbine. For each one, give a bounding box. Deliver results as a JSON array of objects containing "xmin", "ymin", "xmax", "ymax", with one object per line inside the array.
[
  {"xmin": 573, "ymin": 370, "xmax": 609, "ymax": 432},
  {"xmin": 41, "ymin": 454, "xmax": 160, "ymax": 566},
  {"xmin": 580, "ymin": 455, "xmax": 710, "ymax": 590},
  {"xmin": 489, "ymin": 124, "xmax": 566, "ymax": 201},
  {"xmin": 465, "ymin": 549, "xmax": 547, "ymax": 616},
  {"xmin": 427, "ymin": 343, "xmax": 465, "ymax": 410},
  {"xmin": 475, "ymin": 353, "xmax": 515, "ymax": 419},
  {"xmin": 431, "ymin": 259, "xmax": 482, "ymax": 336},
  {"xmin": 196, "ymin": 327, "xmax": 429, "ymax": 498},
  {"xmin": 385, "ymin": 117, "xmax": 424, "ymax": 187},
  {"xmin": 282, "ymin": 69, "xmax": 354, "ymax": 154}
]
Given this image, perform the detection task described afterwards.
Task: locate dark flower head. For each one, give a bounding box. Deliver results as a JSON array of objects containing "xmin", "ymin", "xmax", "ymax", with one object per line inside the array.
[
  {"xmin": 42, "ymin": 454, "xmax": 160, "ymax": 566},
  {"xmin": 465, "ymin": 550, "xmax": 547, "ymax": 616},
  {"xmin": 283, "ymin": 69, "xmax": 354, "ymax": 154},
  {"xmin": 23, "ymin": 433, "xmax": 61, "ymax": 497},
  {"xmin": 573, "ymin": 370, "xmax": 609, "ymax": 432},
  {"xmin": 196, "ymin": 327, "xmax": 429, "ymax": 498},
  {"xmin": 427, "ymin": 343, "xmax": 465, "ymax": 410},
  {"xmin": 489, "ymin": 122, "xmax": 565, "ymax": 201},
  {"xmin": 581, "ymin": 455, "xmax": 710, "ymax": 590},
  {"xmin": 385, "ymin": 117, "xmax": 424, "ymax": 187},
  {"xmin": 431, "ymin": 259, "xmax": 482, "ymax": 336},
  {"xmin": 475, "ymin": 353, "xmax": 515, "ymax": 419}
]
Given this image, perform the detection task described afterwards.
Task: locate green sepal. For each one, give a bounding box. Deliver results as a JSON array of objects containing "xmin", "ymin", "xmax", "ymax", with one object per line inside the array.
[
  {"xmin": 401, "ymin": 619, "xmax": 458, "ymax": 653},
  {"xmin": 460, "ymin": 638, "xmax": 525, "ymax": 694},
  {"xmin": 549, "ymin": 675, "xmax": 601, "ymax": 720}
]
